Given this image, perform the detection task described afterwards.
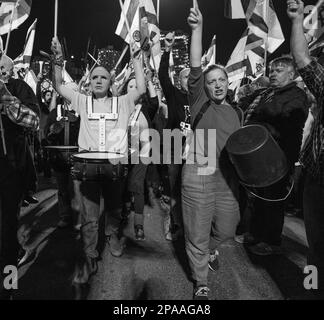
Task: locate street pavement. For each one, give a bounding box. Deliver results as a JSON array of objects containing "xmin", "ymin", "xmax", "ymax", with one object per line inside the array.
[{"xmin": 12, "ymin": 175, "xmax": 312, "ymax": 300}]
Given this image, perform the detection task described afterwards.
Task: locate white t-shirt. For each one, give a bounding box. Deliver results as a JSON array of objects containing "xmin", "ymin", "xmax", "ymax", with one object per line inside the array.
[{"xmin": 71, "ymin": 91, "xmax": 135, "ymax": 154}]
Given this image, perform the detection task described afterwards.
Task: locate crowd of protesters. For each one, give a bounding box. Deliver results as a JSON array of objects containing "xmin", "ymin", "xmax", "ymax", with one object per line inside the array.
[{"xmin": 0, "ymin": 0, "xmax": 323, "ymax": 300}]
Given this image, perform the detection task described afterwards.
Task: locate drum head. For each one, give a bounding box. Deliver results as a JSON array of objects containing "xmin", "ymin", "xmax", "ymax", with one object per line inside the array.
[{"xmin": 72, "ymin": 152, "xmax": 127, "ymax": 163}]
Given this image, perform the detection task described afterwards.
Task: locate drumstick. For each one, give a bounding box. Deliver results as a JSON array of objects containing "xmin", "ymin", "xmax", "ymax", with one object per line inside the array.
[
  {"xmin": 0, "ymin": 112, "xmax": 6, "ymax": 155},
  {"xmin": 54, "ymin": 0, "xmax": 58, "ymax": 38},
  {"xmin": 87, "ymin": 52, "xmax": 100, "ymax": 65}
]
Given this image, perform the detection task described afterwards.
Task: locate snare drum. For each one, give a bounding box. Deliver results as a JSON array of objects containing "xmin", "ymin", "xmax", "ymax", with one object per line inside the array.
[
  {"xmin": 44, "ymin": 146, "xmax": 79, "ymax": 171},
  {"xmin": 71, "ymin": 152, "xmax": 129, "ymax": 181}
]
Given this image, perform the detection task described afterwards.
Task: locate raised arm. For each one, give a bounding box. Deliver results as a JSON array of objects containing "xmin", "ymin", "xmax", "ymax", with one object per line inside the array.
[
  {"xmin": 287, "ymin": 0, "xmax": 311, "ymax": 68},
  {"xmin": 188, "ymin": 0, "xmax": 203, "ymax": 68},
  {"xmin": 51, "ymin": 37, "xmax": 75, "ymax": 103},
  {"xmin": 128, "ymin": 42, "xmax": 146, "ymax": 104}
]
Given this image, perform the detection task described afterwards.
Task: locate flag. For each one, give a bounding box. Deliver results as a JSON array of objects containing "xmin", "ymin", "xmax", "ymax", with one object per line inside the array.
[
  {"xmin": 115, "ymin": 0, "xmax": 161, "ymax": 70},
  {"xmin": 169, "ymin": 49, "xmax": 175, "ymax": 85},
  {"xmin": 202, "ymin": 35, "xmax": 216, "ymax": 68},
  {"xmin": 224, "ymin": 0, "xmax": 247, "ymax": 19},
  {"xmin": 23, "ymin": 68, "xmax": 37, "ymax": 94},
  {"xmin": 115, "ymin": 62, "xmax": 130, "ymax": 87},
  {"xmin": 0, "ymin": 0, "xmax": 32, "ymax": 35},
  {"xmin": 13, "ymin": 18, "xmax": 36, "ymax": 71},
  {"xmin": 303, "ymin": 0, "xmax": 324, "ymax": 56},
  {"xmin": 226, "ymin": 28, "xmax": 265, "ymax": 83},
  {"xmin": 225, "ymin": 0, "xmax": 284, "ymax": 53}
]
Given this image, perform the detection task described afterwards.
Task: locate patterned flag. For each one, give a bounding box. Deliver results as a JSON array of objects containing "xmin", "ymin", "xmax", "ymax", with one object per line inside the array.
[
  {"xmin": 224, "ymin": 0, "xmax": 247, "ymax": 19},
  {"xmin": 303, "ymin": 0, "xmax": 324, "ymax": 56},
  {"xmin": 225, "ymin": 0, "xmax": 283, "ymax": 83},
  {"xmin": 225, "ymin": 0, "xmax": 284, "ymax": 53},
  {"xmin": 115, "ymin": 0, "xmax": 161, "ymax": 70},
  {"xmin": 202, "ymin": 35, "xmax": 216, "ymax": 68},
  {"xmin": 23, "ymin": 68, "xmax": 37, "ymax": 94},
  {"xmin": 13, "ymin": 18, "xmax": 36, "ymax": 71},
  {"xmin": 226, "ymin": 28, "xmax": 264, "ymax": 83},
  {"xmin": 0, "ymin": 0, "xmax": 32, "ymax": 35}
]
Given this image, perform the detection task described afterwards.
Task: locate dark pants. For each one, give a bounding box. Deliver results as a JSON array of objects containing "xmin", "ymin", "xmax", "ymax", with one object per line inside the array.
[
  {"xmin": 250, "ymin": 176, "xmax": 289, "ymax": 246},
  {"xmin": 128, "ymin": 163, "xmax": 148, "ymax": 226},
  {"xmin": 0, "ymin": 170, "xmax": 23, "ymax": 292},
  {"xmin": 54, "ymin": 170, "xmax": 75, "ymax": 221},
  {"xmin": 303, "ymin": 172, "xmax": 324, "ymax": 296}
]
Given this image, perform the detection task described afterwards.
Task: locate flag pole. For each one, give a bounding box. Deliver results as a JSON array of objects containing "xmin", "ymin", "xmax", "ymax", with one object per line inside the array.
[
  {"xmin": 157, "ymin": 0, "xmax": 160, "ymax": 23},
  {"xmin": 263, "ymin": 0, "xmax": 269, "ymax": 76},
  {"xmin": 4, "ymin": 0, "xmax": 20, "ymax": 55},
  {"xmin": 54, "ymin": 0, "xmax": 58, "ymax": 38},
  {"xmin": 87, "ymin": 52, "xmax": 100, "ymax": 65},
  {"xmin": 113, "ymin": 45, "xmax": 128, "ymax": 71}
]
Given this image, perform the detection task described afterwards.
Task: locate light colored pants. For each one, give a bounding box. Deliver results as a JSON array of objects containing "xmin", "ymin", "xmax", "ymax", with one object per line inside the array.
[{"xmin": 181, "ymin": 164, "xmax": 240, "ymax": 287}]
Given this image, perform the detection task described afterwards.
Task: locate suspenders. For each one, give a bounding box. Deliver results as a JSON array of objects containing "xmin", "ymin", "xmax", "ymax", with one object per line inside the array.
[{"xmin": 86, "ymin": 96, "xmax": 119, "ymax": 152}]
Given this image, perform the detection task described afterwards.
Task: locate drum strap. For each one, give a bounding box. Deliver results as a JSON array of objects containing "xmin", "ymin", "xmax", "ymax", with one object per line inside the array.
[
  {"xmin": 129, "ymin": 105, "xmax": 142, "ymax": 127},
  {"xmin": 86, "ymin": 96, "xmax": 119, "ymax": 151}
]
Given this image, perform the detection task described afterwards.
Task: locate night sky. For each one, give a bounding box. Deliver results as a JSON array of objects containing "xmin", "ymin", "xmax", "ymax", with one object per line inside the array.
[{"xmin": 4, "ymin": 0, "xmax": 319, "ymax": 66}]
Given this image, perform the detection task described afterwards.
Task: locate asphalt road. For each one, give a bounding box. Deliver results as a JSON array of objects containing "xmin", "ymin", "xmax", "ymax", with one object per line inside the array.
[{"xmin": 12, "ymin": 176, "xmax": 311, "ymax": 300}]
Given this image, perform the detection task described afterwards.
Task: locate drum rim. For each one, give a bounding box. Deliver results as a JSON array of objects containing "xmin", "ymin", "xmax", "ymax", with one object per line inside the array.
[
  {"xmin": 226, "ymin": 124, "xmax": 270, "ymax": 155},
  {"xmin": 72, "ymin": 151, "xmax": 128, "ymax": 164},
  {"xmin": 44, "ymin": 146, "xmax": 79, "ymax": 150}
]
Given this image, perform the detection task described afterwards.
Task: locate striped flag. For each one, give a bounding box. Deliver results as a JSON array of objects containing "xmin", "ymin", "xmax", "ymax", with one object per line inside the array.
[
  {"xmin": 13, "ymin": 18, "xmax": 36, "ymax": 71},
  {"xmin": 23, "ymin": 68, "xmax": 37, "ymax": 94},
  {"xmin": 225, "ymin": 0, "xmax": 284, "ymax": 53},
  {"xmin": 225, "ymin": 0, "xmax": 283, "ymax": 83},
  {"xmin": 202, "ymin": 35, "xmax": 216, "ymax": 68},
  {"xmin": 115, "ymin": 62, "xmax": 130, "ymax": 87},
  {"xmin": 303, "ymin": 0, "xmax": 324, "ymax": 56},
  {"xmin": 115, "ymin": 0, "xmax": 161, "ymax": 70},
  {"xmin": 226, "ymin": 28, "xmax": 265, "ymax": 83},
  {"xmin": 224, "ymin": 0, "xmax": 247, "ymax": 19},
  {"xmin": 0, "ymin": 0, "xmax": 32, "ymax": 35}
]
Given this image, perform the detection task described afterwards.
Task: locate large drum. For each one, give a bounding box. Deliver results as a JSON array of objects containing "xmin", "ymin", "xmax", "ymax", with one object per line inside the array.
[
  {"xmin": 71, "ymin": 152, "xmax": 129, "ymax": 181},
  {"xmin": 44, "ymin": 146, "xmax": 79, "ymax": 171},
  {"xmin": 225, "ymin": 125, "xmax": 288, "ymax": 188}
]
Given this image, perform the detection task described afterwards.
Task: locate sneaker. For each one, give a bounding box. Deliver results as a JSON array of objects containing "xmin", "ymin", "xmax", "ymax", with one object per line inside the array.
[
  {"xmin": 106, "ymin": 233, "xmax": 124, "ymax": 257},
  {"xmin": 234, "ymin": 232, "xmax": 257, "ymax": 245},
  {"xmin": 208, "ymin": 250, "xmax": 219, "ymax": 272},
  {"xmin": 134, "ymin": 225, "xmax": 145, "ymax": 241},
  {"xmin": 248, "ymin": 242, "xmax": 283, "ymax": 256},
  {"xmin": 194, "ymin": 286, "xmax": 210, "ymax": 300}
]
